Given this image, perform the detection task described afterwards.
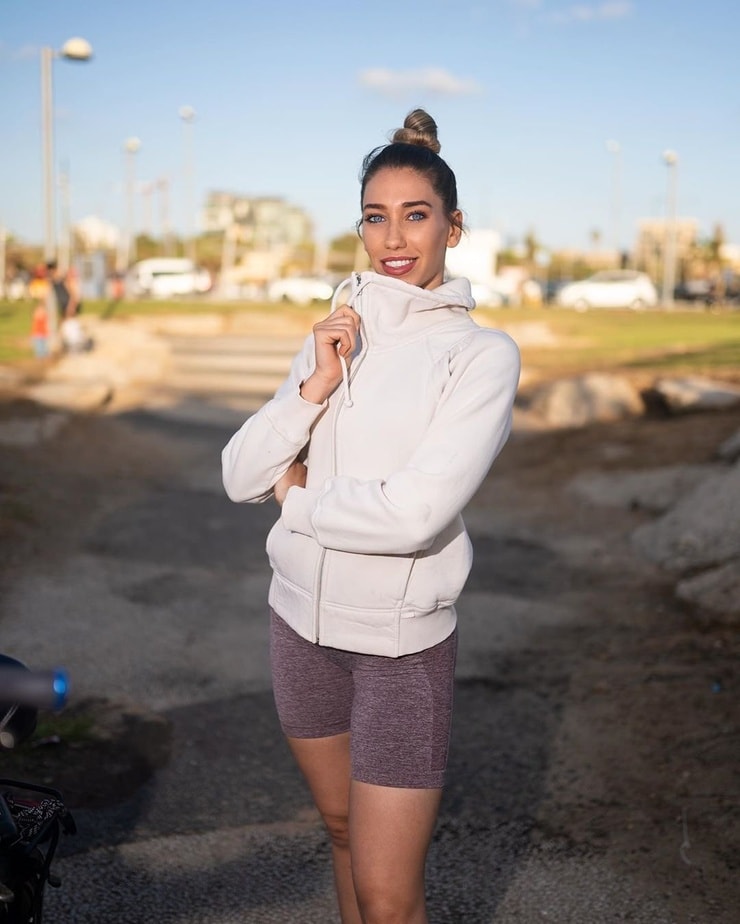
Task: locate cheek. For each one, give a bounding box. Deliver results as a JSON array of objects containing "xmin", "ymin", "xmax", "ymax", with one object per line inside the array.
[{"xmin": 362, "ymin": 225, "xmax": 383, "ymax": 249}]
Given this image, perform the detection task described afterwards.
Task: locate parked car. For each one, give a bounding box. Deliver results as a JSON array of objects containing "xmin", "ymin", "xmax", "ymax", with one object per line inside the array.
[
  {"xmin": 674, "ymin": 279, "xmax": 712, "ymax": 304},
  {"xmin": 556, "ymin": 270, "xmax": 658, "ymax": 311},
  {"xmin": 544, "ymin": 278, "xmax": 571, "ymax": 304},
  {"xmin": 267, "ymin": 276, "xmax": 334, "ymax": 305},
  {"xmin": 127, "ymin": 258, "xmax": 212, "ymax": 298},
  {"xmin": 469, "ymin": 282, "xmax": 505, "ymax": 308}
]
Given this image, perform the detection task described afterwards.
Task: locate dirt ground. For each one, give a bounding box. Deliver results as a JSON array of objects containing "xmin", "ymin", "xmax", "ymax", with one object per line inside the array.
[
  {"xmin": 479, "ymin": 407, "xmax": 740, "ymax": 921},
  {"xmin": 0, "ymin": 393, "xmax": 738, "ymax": 921}
]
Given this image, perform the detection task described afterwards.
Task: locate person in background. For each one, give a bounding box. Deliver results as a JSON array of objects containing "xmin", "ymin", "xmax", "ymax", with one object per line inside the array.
[
  {"xmin": 222, "ymin": 109, "xmax": 521, "ymax": 923},
  {"xmin": 44, "ymin": 260, "xmax": 83, "ymax": 353},
  {"xmin": 46, "ymin": 260, "xmax": 81, "ymax": 322},
  {"xmin": 28, "ymin": 265, "xmax": 49, "ymax": 302},
  {"xmin": 30, "ymin": 300, "xmax": 49, "ymax": 358}
]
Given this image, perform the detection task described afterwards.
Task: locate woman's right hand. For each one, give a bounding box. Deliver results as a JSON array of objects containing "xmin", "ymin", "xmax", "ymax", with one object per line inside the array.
[
  {"xmin": 274, "ymin": 460, "xmax": 307, "ymax": 506},
  {"xmin": 299, "ymin": 305, "xmax": 360, "ymax": 405}
]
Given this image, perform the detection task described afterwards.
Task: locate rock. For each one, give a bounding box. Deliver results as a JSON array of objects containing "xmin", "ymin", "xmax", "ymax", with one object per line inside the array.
[
  {"xmin": 631, "ymin": 461, "xmax": 740, "ymax": 571},
  {"xmin": 649, "ymin": 376, "xmax": 740, "ymax": 414},
  {"xmin": 676, "ymin": 560, "xmax": 740, "ymax": 624},
  {"xmin": 567, "ymin": 464, "xmax": 718, "ymax": 513},
  {"xmin": 13, "ymin": 318, "xmax": 170, "ymax": 414},
  {"xmin": 24, "ymin": 379, "xmax": 113, "ymax": 412},
  {"xmin": 0, "ymin": 411, "xmax": 69, "ymax": 447},
  {"xmin": 717, "ymin": 427, "xmax": 740, "ymax": 462},
  {"xmin": 0, "ymin": 366, "xmax": 27, "ymax": 390},
  {"xmin": 528, "ymin": 373, "xmax": 644, "ymax": 428}
]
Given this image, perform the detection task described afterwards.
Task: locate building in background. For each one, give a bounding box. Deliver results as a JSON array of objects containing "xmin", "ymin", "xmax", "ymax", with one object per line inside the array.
[
  {"xmin": 202, "ymin": 192, "xmax": 313, "ymax": 251},
  {"xmin": 634, "ymin": 218, "xmax": 698, "ymax": 282}
]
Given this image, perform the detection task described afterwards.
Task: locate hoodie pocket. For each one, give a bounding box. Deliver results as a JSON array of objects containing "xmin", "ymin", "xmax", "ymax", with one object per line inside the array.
[
  {"xmin": 402, "ymin": 518, "xmax": 473, "ymax": 615},
  {"xmin": 266, "ymin": 520, "xmax": 321, "ymax": 594},
  {"xmin": 319, "ymin": 547, "xmax": 416, "ymax": 613}
]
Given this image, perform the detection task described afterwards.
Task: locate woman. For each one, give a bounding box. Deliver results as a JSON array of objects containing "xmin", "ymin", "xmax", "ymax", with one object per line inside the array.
[{"xmin": 222, "ymin": 109, "xmax": 520, "ymax": 924}]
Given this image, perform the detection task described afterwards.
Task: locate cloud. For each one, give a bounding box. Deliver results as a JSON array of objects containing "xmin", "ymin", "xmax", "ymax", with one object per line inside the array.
[
  {"xmin": 0, "ymin": 42, "xmax": 40, "ymax": 63},
  {"xmin": 358, "ymin": 67, "xmax": 481, "ymax": 98},
  {"xmin": 547, "ymin": 2, "xmax": 634, "ymax": 23}
]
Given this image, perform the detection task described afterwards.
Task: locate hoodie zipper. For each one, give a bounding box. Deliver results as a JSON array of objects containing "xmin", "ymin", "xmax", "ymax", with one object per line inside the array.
[{"xmin": 311, "ymin": 279, "xmax": 368, "ymax": 644}]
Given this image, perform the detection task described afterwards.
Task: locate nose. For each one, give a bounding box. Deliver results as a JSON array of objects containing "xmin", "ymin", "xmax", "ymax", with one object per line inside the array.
[{"xmin": 385, "ymin": 218, "xmax": 406, "ymax": 250}]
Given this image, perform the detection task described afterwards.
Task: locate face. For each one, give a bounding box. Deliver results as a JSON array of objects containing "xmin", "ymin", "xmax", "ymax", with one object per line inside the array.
[{"xmin": 361, "ymin": 167, "xmax": 462, "ymax": 291}]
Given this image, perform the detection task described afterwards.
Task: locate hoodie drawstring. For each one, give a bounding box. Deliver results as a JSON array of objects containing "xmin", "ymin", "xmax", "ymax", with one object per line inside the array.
[
  {"xmin": 339, "ymin": 355, "xmax": 353, "ymax": 408},
  {"xmin": 330, "ymin": 276, "xmax": 356, "ymax": 408}
]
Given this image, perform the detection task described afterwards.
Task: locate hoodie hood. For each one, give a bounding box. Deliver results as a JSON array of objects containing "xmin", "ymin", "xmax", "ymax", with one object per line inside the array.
[
  {"xmin": 330, "ymin": 272, "xmax": 477, "ymax": 406},
  {"xmin": 332, "ymin": 272, "xmax": 476, "ymax": 343}
]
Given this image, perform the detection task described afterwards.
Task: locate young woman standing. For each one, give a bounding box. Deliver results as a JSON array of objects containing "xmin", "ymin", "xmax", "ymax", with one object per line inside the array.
[{"xmin": 222, "ymin": 109, "xmax": 520, "ymax": 923}]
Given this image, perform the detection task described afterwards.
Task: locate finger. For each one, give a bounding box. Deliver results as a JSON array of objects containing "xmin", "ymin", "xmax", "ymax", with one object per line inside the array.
[
  {"xmin": 315, "ymin": 321, "xmax": 357, "ymax": 351},
  {"xmin": 335, "ymin": 326, "xmax": 357, "ymax": 357},
  {"xmin": 333, "ymin": 305, "xmax": 361, "ymax": 329},
  {"xmin": 315, "ymin": 314, "xmax": 358, "ymax": 334},
  {"xmin": 319, "ymin": 305, "xmax": 359, "ymax": 331}
]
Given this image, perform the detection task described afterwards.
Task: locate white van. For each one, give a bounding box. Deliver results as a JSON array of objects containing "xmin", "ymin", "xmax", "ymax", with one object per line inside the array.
[{"xmin": 126, "ymin": 258, "xmax": 212, "ymax": 298}]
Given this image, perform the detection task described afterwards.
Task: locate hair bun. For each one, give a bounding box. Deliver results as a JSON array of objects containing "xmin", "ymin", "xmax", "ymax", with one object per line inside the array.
[{"xmin": 390, "ymin": 108, "xmax": 441, "ymax": 154}]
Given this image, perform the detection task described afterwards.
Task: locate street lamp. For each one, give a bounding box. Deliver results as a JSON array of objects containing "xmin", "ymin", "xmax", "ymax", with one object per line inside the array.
[
  {"xmin": 122, "ymin": 136, "xmax": 141, "ymax": 270},
  {"xmin": 661, "ymin": 149, "xmax": 679, "ymax": 308},
  {"xmin": 179, "ymin": 105, "xmax": 196, "ymax": 262},
  {"xmin": 605, "ymin": 139, "xmax": 622, "ymax": 263},
  {"xmin": 41, "ymin": 37, "xmax": 93, "ymax": 263},
  {"xmin": 157, "ymin": 176, "xmax": 174, "ymax": 255}
]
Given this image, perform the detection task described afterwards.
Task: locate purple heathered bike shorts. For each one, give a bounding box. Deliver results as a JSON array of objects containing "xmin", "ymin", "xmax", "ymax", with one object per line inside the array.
[{"xmin": 269, "ymin": 610, "xmax": 457, "ymax": 789}]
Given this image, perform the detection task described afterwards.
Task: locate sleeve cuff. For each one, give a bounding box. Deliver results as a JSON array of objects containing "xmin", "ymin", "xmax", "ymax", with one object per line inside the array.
[
  {"xmin": 264, "ymin": 388, "xmax": 327, "ymax": 445},
  {"xmin": 281, "ymin": 486, "xmax": 319, "ymax": 537}
]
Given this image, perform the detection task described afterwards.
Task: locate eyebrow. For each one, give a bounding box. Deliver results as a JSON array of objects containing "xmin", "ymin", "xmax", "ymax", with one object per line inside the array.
[{"xmin": 362, "ymin": 200, "xmax": 434, "ymax": 211}]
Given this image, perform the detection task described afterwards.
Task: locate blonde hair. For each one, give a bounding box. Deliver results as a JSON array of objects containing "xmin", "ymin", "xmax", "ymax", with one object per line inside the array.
[
  {"xmin": 389, "ymin": 108, "xmax": 441, "ymax": 154},
  {"xmin": 359, "ymin": 108, "xmax": 461, "ymax": 231}
]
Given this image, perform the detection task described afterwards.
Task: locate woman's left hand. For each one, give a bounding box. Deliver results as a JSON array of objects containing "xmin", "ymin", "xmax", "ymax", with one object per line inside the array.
[{"xmin": 274, "ymin": 460, "xmax": 307, "ymax": 506}]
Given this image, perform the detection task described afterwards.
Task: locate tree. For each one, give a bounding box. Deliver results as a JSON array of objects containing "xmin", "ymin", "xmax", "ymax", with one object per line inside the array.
[{"xmin": 327, "ymin": 231, "xmax": 361, "ymax": 275}]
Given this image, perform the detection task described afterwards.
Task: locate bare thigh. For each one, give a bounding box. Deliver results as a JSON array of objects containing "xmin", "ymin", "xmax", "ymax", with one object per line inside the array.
[
  {"xmin": 286, "ymin": 732, "xmax": 353, "ymax": 837},
  {"xmin": 287, "ymin": 736, "xmax": 440, "ymax": 922},
  {"xmin": 350, "ymin": 781, "xmax": 441, "ymax": 921}
]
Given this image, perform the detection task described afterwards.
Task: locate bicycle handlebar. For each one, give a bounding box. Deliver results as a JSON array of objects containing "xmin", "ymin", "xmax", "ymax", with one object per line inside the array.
[{"xmin": 0, "ymin": 667, "xmax": 69, "ymax": 711}]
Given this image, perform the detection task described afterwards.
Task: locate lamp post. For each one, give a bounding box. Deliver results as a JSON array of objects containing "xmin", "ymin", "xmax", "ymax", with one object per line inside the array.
[
  {"xmin": 179, "ymin": 105, "xmax": 196, "ymax": 262},
  {"xmin": 605, "ymin": 139, "xmax": 622, "ymax": 264},
  {"xmin": 123, "ymin": 136, "xmax": 141, "ymax": 270},
  {"xmin": 157, "ymin": 176, "xmax": 174, "ymax": 255},
  {"xmin": 40, "ymin": 37, "xmax": 93, "ymax": 263},
  {"xmin": 661, "ymin": 149, "xmax": 679, "ymax": 308},
  {"xmin": 57, "ymin": 164, "xmax": 71, "ymax": 274}
]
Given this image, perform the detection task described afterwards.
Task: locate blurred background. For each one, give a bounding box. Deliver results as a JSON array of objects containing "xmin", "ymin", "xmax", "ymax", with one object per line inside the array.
[{"xmin": 1, "ymin": 0, "xmax": 739, "ymax": 308}]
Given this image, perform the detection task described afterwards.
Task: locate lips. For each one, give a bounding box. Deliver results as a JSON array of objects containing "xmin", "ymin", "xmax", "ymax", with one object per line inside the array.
[{"xmin": 380, "ymin": 257, "xmax": 417, "ymax": 277}]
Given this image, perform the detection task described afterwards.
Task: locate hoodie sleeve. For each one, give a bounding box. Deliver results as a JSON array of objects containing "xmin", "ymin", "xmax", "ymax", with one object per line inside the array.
[
  {"xmin": 281, "ymin": 330, "xmax": 521, "ymax": 554},
  {"xmin": 221, "ymin": 335, "xmax": 326, "ymax": 503}
]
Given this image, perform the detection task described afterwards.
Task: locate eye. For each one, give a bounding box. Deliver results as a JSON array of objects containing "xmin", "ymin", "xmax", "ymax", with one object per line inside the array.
[
  {"xmin": 407, "ymin": 211, "xmax": 426, "ymax": 222},
  {"xmin": 363, "ymin": 213, "xmax": 384, "ymax": 224}
]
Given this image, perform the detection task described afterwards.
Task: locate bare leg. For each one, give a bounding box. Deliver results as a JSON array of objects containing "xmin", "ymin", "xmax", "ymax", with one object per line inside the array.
[
  {"xmin": 349, "ymin": 781, "xmax": 442, "ymax": 924},
  {"xmin": 287, "ymin": 733, "xmax": 362, "ymax": 924},
  {"xmin": 287, "ymin": 735, "xmax": 442, "ymax": 923}
]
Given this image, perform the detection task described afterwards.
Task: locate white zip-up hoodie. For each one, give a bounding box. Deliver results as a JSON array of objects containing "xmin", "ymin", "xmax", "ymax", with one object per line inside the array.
[{"xmin": 222, "ymin": 271, "xmax": 520, "ymax": 657}]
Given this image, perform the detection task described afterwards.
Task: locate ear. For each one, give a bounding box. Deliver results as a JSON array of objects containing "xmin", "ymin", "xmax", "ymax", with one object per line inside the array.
[{"xmin": 447, "ymin": 212, "xmax": 463, "ymax": 249}]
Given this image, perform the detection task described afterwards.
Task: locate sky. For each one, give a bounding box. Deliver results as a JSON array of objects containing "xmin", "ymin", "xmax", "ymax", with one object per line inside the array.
[{"xmin": 1, "ymin": 0, "xmax": 739, "ymax": 256}]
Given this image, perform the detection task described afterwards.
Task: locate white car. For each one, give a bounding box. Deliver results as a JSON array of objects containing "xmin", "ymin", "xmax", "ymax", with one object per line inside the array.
[
  {"xmin": 556, "ymin": 270, "xmax": 658, "ymax": 311},
  {"xmin": 469, "ymin": 282, "xmax": 505, "ymax": 308},
  {"xmin": 267, "ymin": 276, "xmax": 334, "ymax": 305},
  {"xmin": 127, "ymin": 258, "xmax": 212, "ymax": 298}
]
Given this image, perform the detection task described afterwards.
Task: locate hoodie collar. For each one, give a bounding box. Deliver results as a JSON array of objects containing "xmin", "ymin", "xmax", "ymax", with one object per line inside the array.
[
  {"xmin": 329, "ymin": 272, "xmax": 475, "ymax": 408},
  {"xmin": 332, "ymin": 271, "xmax": 475, "ymax": 347}
]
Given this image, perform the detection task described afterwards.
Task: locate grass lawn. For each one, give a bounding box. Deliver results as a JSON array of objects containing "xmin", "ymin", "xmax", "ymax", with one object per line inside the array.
[
  {"xmin": 1, "ymin": 296, "xmax": 739, "ymax": 381},
  {"xmin": 478, "ymin": 305, "xmax": 740, "ymax": 381}
]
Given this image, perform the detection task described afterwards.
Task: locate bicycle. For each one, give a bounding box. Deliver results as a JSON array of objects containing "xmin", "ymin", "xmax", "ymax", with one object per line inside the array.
[{"xmin": 0, "ymin": 655, "xmax": 76, "ymax": 923}]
